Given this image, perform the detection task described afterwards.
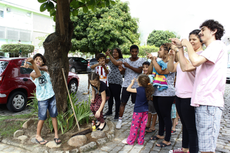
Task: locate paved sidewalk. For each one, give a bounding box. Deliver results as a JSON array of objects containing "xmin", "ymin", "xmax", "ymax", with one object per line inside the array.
[{"xmin": 87, "ymin": 84, "xmax": 230, "ymax": 153}]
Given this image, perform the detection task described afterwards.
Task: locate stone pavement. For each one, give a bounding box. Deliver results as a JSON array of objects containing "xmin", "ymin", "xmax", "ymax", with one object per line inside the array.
[
  {"xmin": 87, "ymin": 84, "xmax": 230, "ymax": 153},
  {"xmin": 0, "ymin": 143, "xmax": 30, "ymax": 153}
]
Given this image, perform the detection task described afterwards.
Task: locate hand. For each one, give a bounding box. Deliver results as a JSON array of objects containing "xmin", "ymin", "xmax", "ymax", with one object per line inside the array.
[
  {"xmin": 118, "ymin": 65, "xmax": 124, "ymax": 72},
  {"xmin": 101, "ymin": 60, "xmax": 105, "ymax": 66},
  {"xmin": 168, "ymin": 49, "xmax": 175, "ymax": 58},
  {"xmin": 131, "ymin": 78, "xmax": 136, "ymax": 84},
  {"xmin": 123, "ymin": 62, "xmax": 130, "ymax": 68},
  {"xmin": 146, "ymin": 52, "xmax": 153, "ymax": 59},
  {"xmin": 21, "ymin": 61, "xmax": 30, "ymax": 68},
  {"xmin": 152, "ymin": 56, "xmax": 157, "ymax": 61},
  {"xmin": 181, "ymin": 39, "xmax": 190, "ymax": 47},
  {"xmin": 169, "ymin": 38, "xmax": 182, "ymax": 47},
  {"xmin": 105, "ymin": 49, "xmax": 111, "ymax": 56},
  {"xmin": 91, "ymin": 99, "xmax": 95, "ymax": 103},
  {"xmin": 117, "ymin": 61, "xmax": 123, "ymax": 66},
  {"xmin": 95, "ymin": 110, "xmax": 101, "ymax": 118}
]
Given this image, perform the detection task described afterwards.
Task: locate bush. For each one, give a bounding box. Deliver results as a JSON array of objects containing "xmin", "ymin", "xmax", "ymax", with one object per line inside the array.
[{"xmin": 1, "ymin": 44, "xmax": 34, "ymax": 54}]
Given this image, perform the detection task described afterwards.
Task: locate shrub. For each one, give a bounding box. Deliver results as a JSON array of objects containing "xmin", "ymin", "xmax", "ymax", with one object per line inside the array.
[{"xmin": 1, "ymin": 44, "xmax": 34, "ymax": 54}]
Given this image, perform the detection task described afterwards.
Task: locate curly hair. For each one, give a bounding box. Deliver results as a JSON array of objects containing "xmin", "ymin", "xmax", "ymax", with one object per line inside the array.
[
  {"xmin": 33, "ymin": 53, "xmax": 46, "ymax": 66},
  {"xmin": 138, "ymin": 74, "xmax": 155, "ymax": 101},
  {"xmin": 200, "ymin": 19, "xmax": 225, "ymax": 40}
]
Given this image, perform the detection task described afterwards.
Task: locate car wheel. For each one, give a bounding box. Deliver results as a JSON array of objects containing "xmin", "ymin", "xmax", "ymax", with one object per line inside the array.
[
  {"xmin": 7, "ymin": 91, "xmax": 27, "ymax": 112},
  {"xmin": 68, "ymin": 80, "xmax": 78, "ymax": 94},
  {"xmin": 70, "ymin": 67, "xmax": 76, "ymax": 73}
]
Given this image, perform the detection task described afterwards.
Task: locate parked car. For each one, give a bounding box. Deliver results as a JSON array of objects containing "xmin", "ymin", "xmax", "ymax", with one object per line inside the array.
[
  {"xmin": 87, "ymin": 58, "xmax": 98, "ymax": 73},
  {"xmin": 227, "ymin": 63, "xmax": 230, "ymax": 83},
  {"xmin": 0, "ymin": 57, "xmax": 79, "ymax": 112},
  {"xmin": 69, "ymin": 57, "xmax": 88, "ymax": 73}
]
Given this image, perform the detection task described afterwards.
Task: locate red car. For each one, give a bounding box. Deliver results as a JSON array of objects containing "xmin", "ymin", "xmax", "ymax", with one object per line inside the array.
[{"xmin": 0, "ymin": 58, "xmax": 79, "ymax": 112}]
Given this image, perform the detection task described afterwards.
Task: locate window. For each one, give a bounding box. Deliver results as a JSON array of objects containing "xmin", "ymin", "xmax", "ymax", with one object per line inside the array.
[
  {"xmin": 20, "ymin": 61, "xmax": 33, "ymax": 74},
  {"xmin": 0, "ymin": 61, "xmax": 8, "ymax": 74},
  {"xmin": 0, "ymin": 10, "xmax": 3, "ymax": 18}
]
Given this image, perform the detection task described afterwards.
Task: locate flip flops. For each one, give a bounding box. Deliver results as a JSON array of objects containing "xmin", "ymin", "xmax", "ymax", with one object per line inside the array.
[
  {"xmin": 35, "ymin": 139, "xmax": 48, "ymax": 145},
  {"xmin": 150, "ymin": 135, "xmax": 162, "ymax": 140},
  {"xmin": 54, "ymin": 138, "xmax": 62, "ymax": 145},
  {"xmin": 146, "ymin": 128, "xmax": 156, "ymax": 133},
  {"xmin": 156, "ymin": 141, "xmax": 171, "ymax": 147}
]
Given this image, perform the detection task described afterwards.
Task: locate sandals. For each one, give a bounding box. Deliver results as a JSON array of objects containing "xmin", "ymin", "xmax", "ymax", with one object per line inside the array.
[
  {"xmin": 54, "ymin": 138, "xmax": 62, "ymax": 145},
  {"xmin": 146, "ymin": 128, "xmax": 155, "ymax": 133},
  {"xmin": 35, "ymin": 138, "xmax": 48, "ymax": 145},
  {"xmin": 150, "ymin": 135, "xmax": 162, "ymax": 140},
  {"xmin": 98, "ymin": 122, "xmax": 107, "ymax": 131},
  {"xmin": 156, "ymin": 141, "xmax": 171, "ymax": 147}
]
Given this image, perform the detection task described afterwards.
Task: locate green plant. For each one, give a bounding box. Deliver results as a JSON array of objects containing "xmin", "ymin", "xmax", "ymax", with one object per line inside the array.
[
  {"xmin": 1, "ymin": 44, "xmax": 34, "ymax": 54},
  {"xmin": 27, "ymin": 92, "xmax": 39, "ymax": 117},
  {"xmin": 46, "ymin": 93, "xmax": 92, "ymax": 134}
]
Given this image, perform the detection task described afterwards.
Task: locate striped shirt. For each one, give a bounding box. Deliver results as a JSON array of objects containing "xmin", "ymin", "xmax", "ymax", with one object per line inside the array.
[{"xmin": 95, "ymin": 65, "xmax": 110, "ymax": 86}]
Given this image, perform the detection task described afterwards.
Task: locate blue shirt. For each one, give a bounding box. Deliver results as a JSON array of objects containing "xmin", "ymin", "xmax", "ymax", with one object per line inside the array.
[
  {"xmin": 31, "ymin": 71, "xmax": 55, "ymax": 101},
  {"xmin": 134, "ymin": 87, "xmax": 148, "ymax": 112}
]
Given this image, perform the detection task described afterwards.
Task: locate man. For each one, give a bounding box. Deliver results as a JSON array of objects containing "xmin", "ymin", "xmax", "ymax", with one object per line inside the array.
[
  {"xmin": 171, "ymin": 19, "xmax": 227, "ymax": 153},
  {"xmin": 116, "ymin": 45, "xmax": 144, "ymax": 129}
]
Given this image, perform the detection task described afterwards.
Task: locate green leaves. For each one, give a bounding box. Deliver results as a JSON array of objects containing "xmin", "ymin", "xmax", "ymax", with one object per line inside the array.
[
  {"xmin": 37, "ymin": 0, "xmax": 47, "ymax": 3},
  {"xmin": 40, "ymin": 2, "xmax": 47, "ymax": 12}
]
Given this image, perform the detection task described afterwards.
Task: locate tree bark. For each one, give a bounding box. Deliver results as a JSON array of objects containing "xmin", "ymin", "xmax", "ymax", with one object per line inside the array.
[{"xmin": 43, "ymin": 0, "xmax": 74, "ymax": 113}]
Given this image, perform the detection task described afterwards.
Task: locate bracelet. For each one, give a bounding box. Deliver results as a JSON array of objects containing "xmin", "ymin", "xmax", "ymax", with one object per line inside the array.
[{"xmin": 177, "ymin": 45, "xmax": 183, "ymax": 49}]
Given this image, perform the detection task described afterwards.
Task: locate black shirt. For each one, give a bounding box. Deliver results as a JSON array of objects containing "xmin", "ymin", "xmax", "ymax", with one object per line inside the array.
[{"xmin": 91, "ymin": 81, "xmax": 110, "ymax": 97}]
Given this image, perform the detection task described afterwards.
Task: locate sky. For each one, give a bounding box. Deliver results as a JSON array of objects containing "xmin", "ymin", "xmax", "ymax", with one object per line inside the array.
[
  {"xmin": 120, "ymin": 0, "xmax": 230, "ymax": 45},
  {"xmin": 5, "ymin": 0, "xmax": 230, "ymax": 46}
]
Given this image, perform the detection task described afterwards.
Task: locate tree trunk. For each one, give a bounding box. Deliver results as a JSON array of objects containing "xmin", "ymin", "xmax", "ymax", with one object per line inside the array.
[{"xmin": 43, "ymin": 0, "xmax": 73, "ymax": 113}]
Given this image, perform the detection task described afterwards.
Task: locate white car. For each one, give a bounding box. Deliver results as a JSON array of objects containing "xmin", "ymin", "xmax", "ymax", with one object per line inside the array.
[{"xmin": 227, "ymin": 63, "xmax": 230, "ymax": 82}]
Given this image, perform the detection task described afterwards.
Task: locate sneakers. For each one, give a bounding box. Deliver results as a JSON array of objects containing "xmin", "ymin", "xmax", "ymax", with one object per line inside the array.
[
  {"xmin": 171, "ymin": 130, "xmax": 176, "ymax": 134},
  {"xmin": 114, "ymin": 115, "xmax": 119, "ymax": 120},
  {"xmin": 104, "ymin": 111, "xmax": 112, "ymax": 116},
  {"xmin": 169, "ymin": 148, "xmax": 189, "ymax": 153},
  {"xmin": 116, "ymin": 120, "xmax": 122, "ymax": 129},
  {"xmin": 122, "ymin": 139, "xmax": 128, "ymax": 144}
]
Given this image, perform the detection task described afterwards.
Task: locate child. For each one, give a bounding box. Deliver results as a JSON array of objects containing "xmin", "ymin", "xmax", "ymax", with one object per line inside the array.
[
  {"xmin": 22, "ymin": 53, "xmax": 61, "ymax": 145},
  {"xmin": 122, "ymin": 74, "xmax": 154, "ymax": 145},
  {"xmin": 142, "ymin": 61, "xmax": 157, "ymax": 133},
  {"xmin": 90, "ymin": 53, "xmax": 110, "ymax": 86},
  {"xmin": 89, "ymin": 72, "xmax": 110, "ymax": 130}
]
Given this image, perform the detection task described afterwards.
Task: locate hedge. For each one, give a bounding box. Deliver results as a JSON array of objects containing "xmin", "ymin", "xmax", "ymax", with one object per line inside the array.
[{"xmin": 1, "ymin": 44, "xmax": 34, "ymax": 54}]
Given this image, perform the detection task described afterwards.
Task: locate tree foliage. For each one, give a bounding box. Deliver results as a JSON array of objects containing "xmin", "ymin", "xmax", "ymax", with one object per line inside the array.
[
  {"xmin": 147, "ymin": 30, "xmax": 179, "ymax": 47},
  {"xmin": 139, "ymin": 45, "xmax": 159, "ymax": 57},
  {"xmin": 1, "ymin": 44, "xmax": 34, "ymax": 54},
  {"xmin": 71, "ymin": 0, "xmax": 140, "ymax": 55}
]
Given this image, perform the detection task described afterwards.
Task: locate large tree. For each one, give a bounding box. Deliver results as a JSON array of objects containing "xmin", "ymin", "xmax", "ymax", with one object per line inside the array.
[
  {"xmin": 147, "ymin": 30, "xmax": 178, "ymax": 47},
  {"xmin": 37, "ymin": 0, "xmax": 115, "ymax": 113},
  {"xmin": 71, "ymin": 0, "xmax": 140, "ymax": 55}
]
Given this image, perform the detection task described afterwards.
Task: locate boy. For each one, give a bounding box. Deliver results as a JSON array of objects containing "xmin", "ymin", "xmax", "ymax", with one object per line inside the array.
[
  {"xmin": 22, "ymin": 53, "xmax": 61, "ymax": 145},
  {"xmin": 116, "ymin": 45, "xmax": 145, "ymax": 129},
  {"xmin": 171, "ymin": 19, "xmax": 227, "ymax": 153},
  {"xmin": 91, "ymin": 53, "xmax": 110, "ymax": 86}
]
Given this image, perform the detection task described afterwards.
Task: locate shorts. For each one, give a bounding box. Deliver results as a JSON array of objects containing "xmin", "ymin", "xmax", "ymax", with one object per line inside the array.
[
  {"xmin": 195, "ymin": 105, "xmax": 223, "ymax": 152},
  {"xmin": 38, "ymin": 95, "xmax": 58, "ymax": 120},
  {"xmin": 148, "ymin": 100, "xmax": 156, "ymax": 114},
  {"xmin": 121, "ymin": 87, "xmax": 136, "ymax": 104},
  {"xmin": 171, "ymin": 104, "xmax": 176, "ymax": 119}
]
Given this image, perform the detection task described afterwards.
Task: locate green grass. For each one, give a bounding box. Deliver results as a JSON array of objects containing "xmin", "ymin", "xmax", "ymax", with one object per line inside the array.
[{"xmin": 0, "ymin": 113, "xmax": 35, "ymax": 138}]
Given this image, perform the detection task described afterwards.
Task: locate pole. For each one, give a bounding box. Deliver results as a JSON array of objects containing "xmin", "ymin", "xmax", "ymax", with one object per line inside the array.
[{"xmin": 62, "ymin": 68, "xmax": 80, "ymax": 131}]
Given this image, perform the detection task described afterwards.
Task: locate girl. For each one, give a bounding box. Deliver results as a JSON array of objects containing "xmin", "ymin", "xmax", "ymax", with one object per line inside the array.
[
  {"xmin": 122, "ymin": 74, "xmax": 154, "ymax": 145},
  {"xmin": 89, "ymin": 72, "xmax": 110, "ymax": 130},
  {"xmin": 147, "ymin": 43, "xmax": 176, "ymax": 148},
  {"xmin": 168, "ymin": 29, "xmax": 203, "ymax": 153},
  {"xmin": 22, "ymin": 53, "xmax": 61, "ymax": 145},
  {"xmin": 104, "ymin": 48, "xmax": 123, "ymax": 119}
]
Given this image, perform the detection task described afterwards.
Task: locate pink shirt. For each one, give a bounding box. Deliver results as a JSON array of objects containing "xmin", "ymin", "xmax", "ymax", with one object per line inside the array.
[
  {"xmin": 175, "ymin": 54, "xmax": 197, "ymax": 98},
  {"xmin": 191, "ymin": 40, "xmax": 227, "ymax": 107}
]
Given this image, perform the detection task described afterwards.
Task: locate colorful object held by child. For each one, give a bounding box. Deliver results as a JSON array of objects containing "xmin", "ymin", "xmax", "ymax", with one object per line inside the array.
[
  {"xmin": 92, "ymin": 120, "xmax": 97, "ymax": 132},
  {"xmin": 149, "ymin": 60, "xmax": 168, "ymax": 91}
]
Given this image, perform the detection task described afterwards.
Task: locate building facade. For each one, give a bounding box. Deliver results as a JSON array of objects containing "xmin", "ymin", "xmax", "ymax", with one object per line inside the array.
[{"xmin": 0, "ymin": 0, "xmax": 55, "ymax": 57}]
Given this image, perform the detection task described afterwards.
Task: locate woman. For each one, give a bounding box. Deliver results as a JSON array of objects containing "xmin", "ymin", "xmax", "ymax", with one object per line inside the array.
[
  {"xmin": 104, "ymin": 48, "xmax": 123, "ymax": 119},
  {"xmin": 148, "ymin": 43, "xmax": 175, "ymax": 147},
  {"xmin": 168, "ymin": 29, "xmax": 203, "ymax": 153}
]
